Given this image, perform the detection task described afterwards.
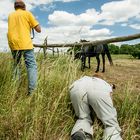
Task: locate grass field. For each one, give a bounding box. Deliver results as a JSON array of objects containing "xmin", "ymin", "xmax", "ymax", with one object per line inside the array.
[{"xmin": 0, "ymin": 53, "xmax": 139, "ymax": 140}]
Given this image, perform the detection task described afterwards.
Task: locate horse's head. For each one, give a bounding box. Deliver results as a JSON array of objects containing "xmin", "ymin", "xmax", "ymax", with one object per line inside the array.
[
  {"xmin": 74, "ymin": 51, "xmax": 82, "ymax": 60},
  {"xmin": 80, "ymin": 39, "xmax": 89, "ymax": 43}
]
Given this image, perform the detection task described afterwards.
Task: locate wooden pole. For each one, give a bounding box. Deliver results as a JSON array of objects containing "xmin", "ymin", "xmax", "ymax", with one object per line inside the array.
[
  {"xmin": 52, "ymin": 47, "xmax": 54, "ymax": 56},
  {"xmin": 57, "ymin": 48, "xmax": 59, "ymax": 57},
  {"xmin": 43, "ymin": 37, "xmax": 47, "ymax": 59},
  {"xmin": 34, "ymin": 33, "xmax": 140, "ymax": 49}
]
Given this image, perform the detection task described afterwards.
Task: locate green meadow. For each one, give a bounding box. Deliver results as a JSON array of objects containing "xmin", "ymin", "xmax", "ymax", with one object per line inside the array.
[{"xmin": 0, "ymin": 53, "xmax": 139, "ymax": 140}]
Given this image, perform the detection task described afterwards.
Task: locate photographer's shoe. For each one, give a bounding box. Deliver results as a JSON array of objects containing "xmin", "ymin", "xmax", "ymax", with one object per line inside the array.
[{"xmin": 71, "ymin": 130, "xmax": 86, "ymax": 140}]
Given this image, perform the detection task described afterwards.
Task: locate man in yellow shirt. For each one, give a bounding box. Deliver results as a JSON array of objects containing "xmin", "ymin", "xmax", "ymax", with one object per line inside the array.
[{"xmin": 7, "ymin": 0, "xmax": 41, "ymax": 95}]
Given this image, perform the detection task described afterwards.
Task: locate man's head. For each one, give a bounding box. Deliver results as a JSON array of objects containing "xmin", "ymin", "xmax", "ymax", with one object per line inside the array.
[
  {"xmin": 14, "ymin": 0, "xmax": 26, "ymax": 10},
  {"xmin": 111, "ymin": 84, "xmax": 116, "ymax": 89}
]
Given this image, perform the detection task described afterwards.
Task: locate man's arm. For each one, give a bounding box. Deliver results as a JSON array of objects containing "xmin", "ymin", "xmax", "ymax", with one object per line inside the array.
[
  {"xmin": 34, "ymin": 25, "xmax": 41, "ymax": 33},
  {"xmin": 28, "ymin": 11, "xmax": 41, "ymax": 33}
]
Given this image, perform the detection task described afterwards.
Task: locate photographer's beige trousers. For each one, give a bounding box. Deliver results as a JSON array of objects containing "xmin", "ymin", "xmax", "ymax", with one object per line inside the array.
[{"xmin": 69, "ymin": 76, "xmax": 122, "ymax": 140}]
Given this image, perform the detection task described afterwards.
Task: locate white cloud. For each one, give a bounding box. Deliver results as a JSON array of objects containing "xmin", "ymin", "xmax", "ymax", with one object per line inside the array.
[
  {"xmin": 24, "ymin": 0, "xmax": 54, "ymax": 10},
  {"xmin": 77, "ymin": 9, "xmax": 100, "ymax": 26},
  {"xmin": 0, "ymin": 21, "xmax": 9, "ymax": 52},
  {"xmin": 33, "ymin": 26, "xmax": 112, "ymax": 45},
  {"xmin": 0, "ymin": 0, "xmax": 79, "ymax": 16},
  {"xmin": 24, "ymin": 0, "xmax": 79, "ymax": 10},
  {"xmin": 39, "ymin": 3, "xmax": 56, "ymax": 12},
  {"xmin": 56, "ymin": 0, "xmax": 79, "ymax": 2},
  {"xmin": 48, "ymin": 11, "xmax": 77, "ymax": 26},
  {"xmin": 99, "ymin": 0, "xmax": 140, "ymax": 25},
  {"xmin": 0, "ymin": 20, "xmax": 8, "ymax": 29},
  {"xmin": 129, "ymin": 24, "xmax": 140, "ymax": 30},
  {"xmin": 48, "ymin": 9, "xmax": 100, "ymax": 26},
  {"xmin": 0, "ymin": 0, "xmax": 14, "ymax": 51},
  {"xmin": 48, "ymin": 0, "xmax": 140, "ymax": 26},
  {"xmin": 0, "ymin": 0, "xmax": 14, "ymax": 20}
]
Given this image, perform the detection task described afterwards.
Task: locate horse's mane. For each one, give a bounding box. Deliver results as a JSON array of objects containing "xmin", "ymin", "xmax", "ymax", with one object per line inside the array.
[{"xmin": 80, "ymin": 39, "xmax": 90, "ymax": 43}]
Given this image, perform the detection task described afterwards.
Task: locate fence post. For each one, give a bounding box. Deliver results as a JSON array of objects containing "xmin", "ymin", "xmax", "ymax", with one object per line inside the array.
[
  {"xmin": 43, "ymin": 37, "xmax": 48, "ymax": 59},
  {"xmin": 57, "ymin": 48, "xmax": 59, "ymax": 57},
  {"xmin": 52, "ymin": 47, "xmax": 54, "ymax": 56}
]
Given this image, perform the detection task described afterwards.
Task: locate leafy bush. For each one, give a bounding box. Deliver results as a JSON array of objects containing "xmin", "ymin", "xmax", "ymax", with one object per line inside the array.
[
  {"xmin": 120, "ymin": 44, "xmax": 133, "ymax": 54},
  {"xmin": 109, "ymin": 43, "xmax": 140, "ymax": 59},
  {"xmin": 108, "ymin": 44, "xmax": 120, "ymax": 54},
  {"xmin": 131, "ymin": 47, "xmax": 140, "ymax": 59}
]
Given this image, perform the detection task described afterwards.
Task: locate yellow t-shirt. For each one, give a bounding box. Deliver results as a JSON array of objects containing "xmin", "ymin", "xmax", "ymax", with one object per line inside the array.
[{"xmin": 7, "ymin": 9, "xmax": 39, "ymax": 50}]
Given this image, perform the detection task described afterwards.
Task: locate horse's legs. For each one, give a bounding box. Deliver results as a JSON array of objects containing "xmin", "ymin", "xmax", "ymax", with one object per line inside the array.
[
  {"xmin": 81, "ymin": 55, "xmax": 86, "ymax": 71},
  {"xmin": 84, "ymin": 57, "xmax": 89, "ymax": 68},
  {"xmin": 95, "ymin": 54, "xmax": 100, "ymax": 72},
  {"xmin": 88, "ymin": 57, "xmax": 91, "ymax": 69},
  {"xmin": 104, "ymin": 44, "xmax": 113, "ymax": 66},
  {"xmin": 102, "ymin": 53, "xmax": 105, "ymax": 73}
]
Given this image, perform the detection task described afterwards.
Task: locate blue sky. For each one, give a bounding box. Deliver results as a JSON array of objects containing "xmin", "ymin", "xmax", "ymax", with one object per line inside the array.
[{"xmin": 0, "ymin": 0, "xmax": 140, "ymax": 51}]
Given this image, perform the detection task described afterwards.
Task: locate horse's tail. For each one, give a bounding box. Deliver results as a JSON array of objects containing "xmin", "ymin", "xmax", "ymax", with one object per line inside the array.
[{"xmin": 104, "ymin": 44, "xmax": 113, "ymax": 65}]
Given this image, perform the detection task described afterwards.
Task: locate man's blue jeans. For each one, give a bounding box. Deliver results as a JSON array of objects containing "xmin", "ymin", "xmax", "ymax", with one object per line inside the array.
[{"xmin": 12, "ymin": 49, "xmax": 37, "ymax": 94}]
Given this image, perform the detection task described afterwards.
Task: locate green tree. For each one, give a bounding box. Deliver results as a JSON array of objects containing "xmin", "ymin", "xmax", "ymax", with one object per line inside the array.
[
  {"xmin": 108, "ymin": 44, "xmax": 120, "ymax": 54},
  {"xmin": 131, "ymin": 44, "xmax": 140, "ymax": 59},
  {"xmin": 120, "ymin": 44, "xmax": 133, "ymax": 54}
]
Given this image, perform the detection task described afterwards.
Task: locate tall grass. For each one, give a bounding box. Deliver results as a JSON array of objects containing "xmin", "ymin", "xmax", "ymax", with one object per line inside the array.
[{"xmin": 0, "ymin": 53, "xmax": 139, "ymax": 140}]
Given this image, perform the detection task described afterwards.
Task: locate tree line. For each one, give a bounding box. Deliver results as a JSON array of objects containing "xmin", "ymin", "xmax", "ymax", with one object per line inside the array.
[{"xmin": 108, "ymin": 43, "xmax": 140, "ymax": 59}]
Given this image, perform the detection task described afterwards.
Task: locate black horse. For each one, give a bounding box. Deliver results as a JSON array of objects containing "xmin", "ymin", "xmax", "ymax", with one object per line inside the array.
[{"xmin": 74, "ymin": 41, "xmax": 113, "ymax": 72}]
